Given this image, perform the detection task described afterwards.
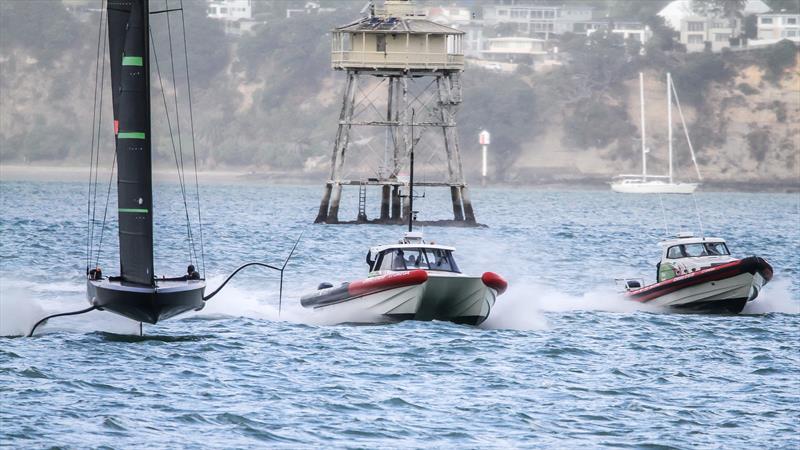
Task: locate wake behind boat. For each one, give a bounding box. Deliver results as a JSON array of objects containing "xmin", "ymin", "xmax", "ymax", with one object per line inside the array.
[
  {"xmin": 617, "ymin": 233, "xmax": 773, "ymax": 313},
  {"xmin": 300, "ymin": 232, "xmax": 507, "ymax": 325}
]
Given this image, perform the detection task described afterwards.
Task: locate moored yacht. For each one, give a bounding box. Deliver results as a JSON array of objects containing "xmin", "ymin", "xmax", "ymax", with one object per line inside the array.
[
  {"xmin": 610, "ymin": 72, "xmax": 701, "ymax": 194},
  {"xmin": 617, "ymin": 233, "xmax": 773, "ymax": 313}
]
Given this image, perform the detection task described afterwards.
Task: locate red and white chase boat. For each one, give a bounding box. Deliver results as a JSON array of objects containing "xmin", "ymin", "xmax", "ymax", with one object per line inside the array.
[
  {"xmin": 618, "ymin": 233, "xmax": 773, "ymax": 314},
  {"xmin": 300, "ymin": 232, "xmax": 507, "ymax": 325}
]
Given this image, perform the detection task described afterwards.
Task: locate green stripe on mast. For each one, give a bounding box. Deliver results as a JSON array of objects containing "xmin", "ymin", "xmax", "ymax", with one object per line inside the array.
[
  {"xmin": 118, "ymin": 132, "xmax": 146, "ymax": 139},
  {"xmin": 119, "ymin": 208, "xmax": 149, "ymax": 214},
  {"xmin": 122, "ymin": 56, "xmax": 143, "ymax": 66}
]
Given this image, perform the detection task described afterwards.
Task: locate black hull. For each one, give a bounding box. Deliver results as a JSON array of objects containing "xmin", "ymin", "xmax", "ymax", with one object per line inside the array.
[{"xmin": 87, "ymin": 279, "xmax": 205, "ymax": 324}]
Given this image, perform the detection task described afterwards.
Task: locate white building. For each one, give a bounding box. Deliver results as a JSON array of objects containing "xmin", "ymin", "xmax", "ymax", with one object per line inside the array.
[
  {"xmin": 584, "ymin": 21, "xmax": 652, "ymax": 45},
  {"xmin": 756, "ymin": 13, "xmax": 800, "ymax": 41},
  {"xmin": 482, "ymin": 0, "xmax": 593, "ymax": 37},
  {"xmin": 658, "ymin": 0, "xmax": 770, "ymax": 31},
  {"xmin": 480, "ymin": 36, "xmax": 548, "ymax": 64},
  {"xmin": 427, "ymin": 6, "xmax": 472, "ymax": 27},
  {"xmin": 207, "ymin": 0, "xmax": 252, "ymax": 21},
  {"xmin": 286, "ymin": 1, "xmax": 337, "ymax": 19},
  {"xmin": 658, "ymin": 0, "xmax": 770, "ymax": 52}
]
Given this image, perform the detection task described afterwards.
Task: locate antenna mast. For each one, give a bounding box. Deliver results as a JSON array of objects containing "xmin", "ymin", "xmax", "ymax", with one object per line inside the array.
[
  {"xmin": 408, "ymin": 109, "xmax": 415, "ymax": 232},
  {"xmin": 640, "ymin": 72, "xmax": 647, "ymax": 180},
  {"xmin": 667, "ymin": 72, "xmax": 673, "ymax": 184}
]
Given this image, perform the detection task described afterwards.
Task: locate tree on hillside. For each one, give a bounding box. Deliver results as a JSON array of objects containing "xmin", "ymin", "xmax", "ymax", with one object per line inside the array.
[
  {"xmin": 559, "ymin": 30, "xmax": 634, "ymax": 98},
  {"xmin": 766, "ymin": 0, "xmax": 800, "ymax": 13},
  {"xmin": 692, "ymin": 0, "xmax": 747, "ymax": 18},
  {"xmin": 605, "ymin": 0, "xmax": 672, "ymax": 21}
]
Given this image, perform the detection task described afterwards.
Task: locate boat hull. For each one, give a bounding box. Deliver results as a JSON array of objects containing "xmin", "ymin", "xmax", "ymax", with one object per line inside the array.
[
  {"xmin": 413, "ymin": 274, "xmax": 496, "ymax": 325},
  {"xmin": 301, "ymin": 271, "xmax": 504, "ymax": 326},
  {"xmin": 626, "ymin": 257, "xmax": 772, "ymax": 313},
  {"xmin": 87, "ymin": 278, "xmax": 206, "ymax": 324},
  {"xmin": 611, "ymin": 181, "xmax": 698, "ymax": 194}
]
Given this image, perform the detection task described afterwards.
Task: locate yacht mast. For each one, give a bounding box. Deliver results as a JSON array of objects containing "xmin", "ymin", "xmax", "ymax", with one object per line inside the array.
[
  {"xmin": 639, "ymin": 72, "xmax": 647, "ymax": 179},
  {"xmin": 667, "ymin": 72, "xmax": 673, "ymax": 184},
  {"xmin": 671, "ymin": 78, "xmax": 703, "ymax": 181}
]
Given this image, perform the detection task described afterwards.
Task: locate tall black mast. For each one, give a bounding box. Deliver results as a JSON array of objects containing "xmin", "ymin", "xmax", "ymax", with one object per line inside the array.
[{"xmin": 108, "ymin": 0, "xmax": 154, "ymax": 285}]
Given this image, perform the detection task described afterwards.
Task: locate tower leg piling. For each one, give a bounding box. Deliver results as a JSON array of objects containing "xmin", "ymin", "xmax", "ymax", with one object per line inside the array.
[
  {"xmin": 450, "ymin": 186, "xmax": 465, "ymax": 222},
  {"xmin": 380, "ymin": 185, "xmax": 391, "ymax": 221},
  {"xmin": 327, "ymin": 183, "xmax": 342, "ymax": 224},
  {"xmin": 461, "ymin": 186, "xmax": 476, "ymax": 223},
  {"xmin": 314, "ymin": 183, "xmax": 333, "ymax": 223}
]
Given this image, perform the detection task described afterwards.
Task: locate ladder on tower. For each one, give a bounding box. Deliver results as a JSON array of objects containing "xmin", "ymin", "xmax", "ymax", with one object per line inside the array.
[
  {"xmin": 357, "ymin": 182, "xmax": 368, "ymax": 222},
  {"xmin": 450, "ymin": 74, "xmax": 462, "ymax": 104}
]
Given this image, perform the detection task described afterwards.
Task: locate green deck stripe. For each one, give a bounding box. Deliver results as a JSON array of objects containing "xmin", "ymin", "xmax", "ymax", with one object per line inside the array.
[
  {"xmin": 118, "ymin": 132, "xmax": 146, "ymax": 139},
  {"xmin": 122, "ymin": 56, "xmax": 143, "ymax": 66},
  {"xmin": 119, "ymin": 208, "xmax": 149, "ymax": 214}
]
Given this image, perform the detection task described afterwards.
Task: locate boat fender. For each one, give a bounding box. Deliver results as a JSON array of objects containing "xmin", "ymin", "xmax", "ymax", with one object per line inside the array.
[
  {"xmin": 318, "ymin": 282, "xmax": 333, "ymax": 290},
  {"xmin": 481, "ymin": 272, "xmax": 508, "ymax": 295},
  {"xmin": 347, "ymin": 270, "xmax": 428, "ymax": 297}
]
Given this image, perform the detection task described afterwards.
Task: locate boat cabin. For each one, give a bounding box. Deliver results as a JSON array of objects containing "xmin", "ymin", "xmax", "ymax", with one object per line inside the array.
[
  {"xmin": 366, "ymin": 232, "xmax": 460, "ymax": 274},
  {"xmin": 656, "ymin": 233, "xmax": 736, "ymax": 281}
]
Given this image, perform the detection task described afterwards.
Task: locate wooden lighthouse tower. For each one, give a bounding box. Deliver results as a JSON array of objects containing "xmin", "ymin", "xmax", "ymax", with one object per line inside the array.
[{"xmin": 314, "ymin": 0, "xmax": 476, "ymax": 225}]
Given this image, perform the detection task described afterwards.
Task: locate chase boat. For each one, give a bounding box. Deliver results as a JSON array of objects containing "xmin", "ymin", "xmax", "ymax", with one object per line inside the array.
[
  {"xmin": 618, "ymin": 233, "xmax": 773, "ymax": 313},
  {"xmin": 300, "ymin": 232, "xmax": 507, "ymax": 325}
]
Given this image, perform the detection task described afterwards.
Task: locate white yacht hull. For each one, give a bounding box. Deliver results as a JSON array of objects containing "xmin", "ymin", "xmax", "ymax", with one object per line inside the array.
[{"xmin": 611, "ymin": 180, "xmax": 698, "ymax": 194}]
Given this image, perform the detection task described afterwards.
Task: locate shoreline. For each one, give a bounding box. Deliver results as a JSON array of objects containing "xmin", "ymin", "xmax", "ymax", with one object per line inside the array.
[{"xmin": 1, "ymin": 164, "xmax": 797, "ymax": 192}]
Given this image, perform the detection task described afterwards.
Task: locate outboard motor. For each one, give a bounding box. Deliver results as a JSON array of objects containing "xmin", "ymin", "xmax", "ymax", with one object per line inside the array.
[
  {"xmin": 625, "ymin": 280, "xmax": 642, "ymax": 290},
  {"xmin": 317, "ymin": 282, "xmax": 333, "ymax": 290}
]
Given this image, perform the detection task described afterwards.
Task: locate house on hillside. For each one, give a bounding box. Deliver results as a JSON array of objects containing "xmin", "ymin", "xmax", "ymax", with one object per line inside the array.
[
  {"xmin": 755, "ymin": 12, "xmax": 800, "ymax": 43},
  {"xmin": 658, "ymin": 0, "xmax": 770, "ymax": 52},
  {"xmin": 582, "ymin": 21, "xmax": 652, "ymax": 45},
  {"xmin": 479, "ymin": 36, "xmax": 548, "ymax": 65},
  {"xmin": 427, "ymin": 6, "xmax": 472, "ymax": 27},
  {"xmin": 206, "ymin": 0, "xmax": 260, "ymax": 35},
  {"xmin": 207, "ymin": 0, "xmax": 252, "ymax": 21},
  {"xmin": 482, "ymin": 0, "xmax": 593, "ymax": 38},
  {"xmin": 286, "ymin": 1, "xmax": 337, "ymax": 19}
]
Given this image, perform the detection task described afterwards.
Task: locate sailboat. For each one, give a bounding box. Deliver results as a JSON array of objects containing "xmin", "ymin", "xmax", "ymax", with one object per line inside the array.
[
  {"xmin": 27, "ymin": 0, "xmax": 298, "ymax": 336},
  {"xmin": 611, "ymin": 72, "xmax": 702, "ymax": 194},
  {"xmin": 84, "ymin": 0, "xmax": 206, "ymax": 324}
]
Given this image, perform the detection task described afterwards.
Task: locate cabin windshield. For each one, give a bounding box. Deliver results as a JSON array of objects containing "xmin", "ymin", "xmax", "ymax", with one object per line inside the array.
[
  {"xmin": 666, "ymin": 242, "xmax": 730, "ymax": 259},
  {"xmin": 375, "ymin": 248, "xmax": 461, "ymax": 273}
]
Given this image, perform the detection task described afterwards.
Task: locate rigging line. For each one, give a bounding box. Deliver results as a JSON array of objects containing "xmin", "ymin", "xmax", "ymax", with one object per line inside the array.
[
  {"xmin": 87, "ymin": 0, "xmax": 105, "ymax": 271},
  {"xmin": 691, "ymin": 193, "xmax": 705, "ymax": 239},
  {"xmin": 657, "ymin": 193, "xmax": 669, "ymax": 237},
  {"xmin": 164, "ymin": 0, "xmax": 196, "ymax": 267},
  {"xmin": 670, "ymin": 78, "xmax": 702, "ymax": 181},
  {"xmin": 90, "ymin": 11, "xmax": 109, "ymax": 269},
  {"xmin": 149, "ymin": 28, "xmax": 198, "ymax": 268},
  {"xmin": 95, "ymin": 151, "xmax": 117, "ymax": 268},
  {"xmin": 179, "ymin": 0, "xmax": 205, "ymax": 277}
]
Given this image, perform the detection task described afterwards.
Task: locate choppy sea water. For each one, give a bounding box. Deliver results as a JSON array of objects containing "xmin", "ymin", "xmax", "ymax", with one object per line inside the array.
[{"xmin": 1, "ymin": 181, "xmax": 798, "ymax": 448}]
